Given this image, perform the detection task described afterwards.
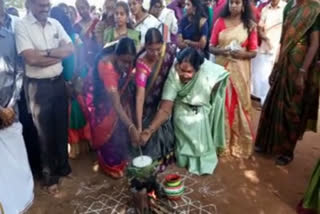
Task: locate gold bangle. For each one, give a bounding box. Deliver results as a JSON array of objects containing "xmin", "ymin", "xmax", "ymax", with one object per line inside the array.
[
  {"xmin": 128, "ymin": 124, "xmax": 134, "ymax": 131},
  {"xmin": 148, "ymin": 126, "xmax": 155, "ymax": 134}
]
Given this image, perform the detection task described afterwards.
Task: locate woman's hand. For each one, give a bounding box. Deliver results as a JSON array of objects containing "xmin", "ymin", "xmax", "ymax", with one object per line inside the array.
[
  {"xmin": 129, "ymin": 125, "xmax": 141, "ymax": 147},
  {"xmin": 230, "ymin": 50, "xmax": 247, "ymax": 59},
  {"xmin": 184, "ymin": 40, "xmax": 191, "ymax": 46},
  {"xmin": 296, "ymin": 68, "xmax": 307, "ymax": 93},
  {"xmin": 180, "ymin": 40, "xmax": 189, "ymax": 49},
  {"xmin": 221, "ymin": 48, "xmax": 231, "ymax": 57},
  {"xmin": 140, "ymin": 128, "xmax": 153, "ymax": 146},
  {"xmin": 72, "ymin": 75, "xmax": 84, "ymax": 96},
  {"xmin": 177, "ymin": 34, "xmax": 188, "ymax": 49},
  {"xmin": 0, "ymin": 107, "xmax": 15, "ymax": 128},
  {"xmin": 265, "ymin": 39, "xmax": 273, "ymax": 52},
  {"xmin": 209, "ymin": 46, "xmax": 231, "ymax": 56},
  {"xmin": 137, "ymin": 127, "xmax": 142, "ymax": 133}
]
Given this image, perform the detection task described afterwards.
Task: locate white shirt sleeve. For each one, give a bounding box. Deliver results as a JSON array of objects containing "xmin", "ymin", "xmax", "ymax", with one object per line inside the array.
[
  {"xmin": 259, "ymin": 7, "xmax": 268, "ymax": 28},
  {"xmin": 169, "ymin": 10, "xmax": 178, "ymax": 35},
  {"xmin": 15, "ymin": 20, "xmax": 34, "ymax": 54}
]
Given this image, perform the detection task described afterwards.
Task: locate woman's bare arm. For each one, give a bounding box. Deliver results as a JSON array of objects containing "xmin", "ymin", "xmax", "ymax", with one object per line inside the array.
[
  {"xmin": 136, "ymin": 86, "xmax": 145, "ymax": 132},
  {"xmin": 301, "ymin": 30, "xmax": 319, "ymax": 72},
  {"xmin": 140, "ymin": 100, "xmax": 174, "ymax": 144},
  {"xmin": 108, "ymin": 89, "xmax": 134, "ymax": 127}
]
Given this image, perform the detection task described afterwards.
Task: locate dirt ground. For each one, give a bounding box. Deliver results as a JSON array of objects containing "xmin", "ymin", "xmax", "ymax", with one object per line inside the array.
[{"xmin": 26, "ymin": 105, "xmax": 320, "ymax": 214}]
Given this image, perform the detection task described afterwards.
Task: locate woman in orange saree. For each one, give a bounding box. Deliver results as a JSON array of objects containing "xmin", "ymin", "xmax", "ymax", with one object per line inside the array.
[
  {"xmin": 84, "ymin": 38, "xmax": 140, "ymax": 178},
  {"xmin": 255, "ymin": 0, "xmax": 320, "ymax": 165},
  {"xmin": 210, "ymin": 0, "xmax": 258, "ymax": 159}
]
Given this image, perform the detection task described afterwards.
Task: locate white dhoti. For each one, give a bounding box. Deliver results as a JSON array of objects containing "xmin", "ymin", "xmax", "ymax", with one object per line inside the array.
[
  {"xmin": 251, "ymin": 52, "xmax": 277, "ymax": 105},
  {"xmin": 0, "ymin": 122, "xmax": 34, "ymax": 214}
]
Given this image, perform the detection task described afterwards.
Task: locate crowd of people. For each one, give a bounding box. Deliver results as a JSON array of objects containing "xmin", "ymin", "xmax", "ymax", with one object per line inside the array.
[{"xmin": 0, "ymin": 0, "xmax": 319, "ymax": 213}]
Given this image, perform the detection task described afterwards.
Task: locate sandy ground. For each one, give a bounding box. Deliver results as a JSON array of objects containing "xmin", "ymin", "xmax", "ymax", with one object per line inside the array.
[{"xmin": 26, "ymin": 105, "xmax": 320, "ymax": 214}]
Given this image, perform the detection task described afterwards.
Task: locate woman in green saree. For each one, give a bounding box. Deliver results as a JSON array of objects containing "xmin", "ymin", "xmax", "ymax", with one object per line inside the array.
[
  {"xmin": 139, "ymin": 48, "xmax": 229, "ymax": 175},
  {"xmin": 255, "ymin": 0, "xmax": 320, "ymax": 165},
  {"xmin": 103, "ymin": 1, "xmax": 140, "ymax": 49},
  {"xmin": 297, "ymin": 159, "xmax": 320, "ymax": 214}
]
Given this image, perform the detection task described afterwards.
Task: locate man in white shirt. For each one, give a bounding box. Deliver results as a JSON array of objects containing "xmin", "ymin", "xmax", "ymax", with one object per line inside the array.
[
  {"xmin": 15, "ymin": 0, "xmax": 74, "ymax": 195},
  {"xmin": 251, "ymin": 0, "xmax": 287, "ymax": 105}
]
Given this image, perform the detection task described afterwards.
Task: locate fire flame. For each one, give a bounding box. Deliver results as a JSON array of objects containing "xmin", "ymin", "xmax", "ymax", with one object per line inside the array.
[{"xmin": 148, "ymin": 190, "xmax": 157, "ymax": 200}]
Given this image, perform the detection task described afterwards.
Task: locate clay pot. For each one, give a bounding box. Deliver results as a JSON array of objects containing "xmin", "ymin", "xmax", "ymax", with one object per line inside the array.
[{"xmin": 163, "ymin": 174, "xmax": 184, "ymax": 200}]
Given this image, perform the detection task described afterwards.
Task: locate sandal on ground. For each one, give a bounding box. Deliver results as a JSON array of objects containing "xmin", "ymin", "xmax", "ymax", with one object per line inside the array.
[
  {"xmin": 275, "ymin": 155, "xmax": 293, "ymax": 166},
  {"xmin": 46, "ymin": 184, "xmax": 68, "ymax": 198}
]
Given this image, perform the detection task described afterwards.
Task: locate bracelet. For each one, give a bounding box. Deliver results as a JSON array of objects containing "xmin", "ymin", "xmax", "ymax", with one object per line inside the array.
[
  {"xmin": 148, "ymin": 126, "xmax": 155, "ymax": 134},
  {"xmin": 128, "ymin": 124, "xmax": 135, "ymax": 131},
  {"xmin": 159, "ymin": 108, "xmax": 170, "ymax": 117}
]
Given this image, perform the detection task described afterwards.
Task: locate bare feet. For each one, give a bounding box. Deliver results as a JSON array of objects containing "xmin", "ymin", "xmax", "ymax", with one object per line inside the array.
[
  {"xmin": 92, "ymin": 161, "xmax": 100, "ymax": 173},
  {"xmin": 80, "ymin": 140, "xmax": 90, "ymax": 154},
  {"xmin": 64, "ymin": 172, "xmax": 74, "ymax": 179},
  {"xmin": 69, "ymin": 144, "xmax": 79, "ymax": 159},
  {"xmin": 69, "ymin": 141, "xmax": 90, "ymax": 159},
  {"xmin": 46, "ymin": 184, "xmax": 67, "ymax": 198},
  {"xmin": 46, "ymin": 184, "xmax": 60, "ymax": 198}
]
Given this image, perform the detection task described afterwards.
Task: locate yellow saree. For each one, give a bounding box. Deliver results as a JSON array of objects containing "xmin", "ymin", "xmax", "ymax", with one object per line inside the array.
[{"xmin": 215, "ymin": 23, "xmax": 254, "ymax": 159}]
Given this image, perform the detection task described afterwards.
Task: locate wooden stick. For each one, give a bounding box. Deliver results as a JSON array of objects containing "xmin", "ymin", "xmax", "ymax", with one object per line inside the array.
[
  {"xmin": 157, "ymin": 199, "xmax": 175, "ymax": 212},
  {"xmin": 150, "ymin": 199, "xmax": 173, "ymax": 214}
]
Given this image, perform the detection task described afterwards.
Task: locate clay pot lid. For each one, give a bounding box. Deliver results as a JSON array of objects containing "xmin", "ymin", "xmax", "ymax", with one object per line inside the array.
[
  {"xmin": 132, "ymin": 155, "xmax": 153, "ymax": 168},
  {"xmin": 165, "ymin": 174, "xmax": 181, "ymax": 183}
]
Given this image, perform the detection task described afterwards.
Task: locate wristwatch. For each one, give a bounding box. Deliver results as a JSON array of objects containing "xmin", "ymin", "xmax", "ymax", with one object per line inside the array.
[{"xmin": 46, "ymin": 49, "xmax": 51, "ymax": 57}]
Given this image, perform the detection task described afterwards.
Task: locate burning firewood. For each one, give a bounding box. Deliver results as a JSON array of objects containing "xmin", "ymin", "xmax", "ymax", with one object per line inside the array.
[
  {"xmin": 150, "ymin": 198, "xmax": 175, "ymax": 213},
  {"xmin": 131, "ymin": 188, "xmax": 149, "ymax": 214}
]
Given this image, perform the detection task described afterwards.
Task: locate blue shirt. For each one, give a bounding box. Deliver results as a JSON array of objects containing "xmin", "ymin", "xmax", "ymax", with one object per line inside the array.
[{"xmin": 0, "ymin": 27, "xmax": 23, "ymax": 120}]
